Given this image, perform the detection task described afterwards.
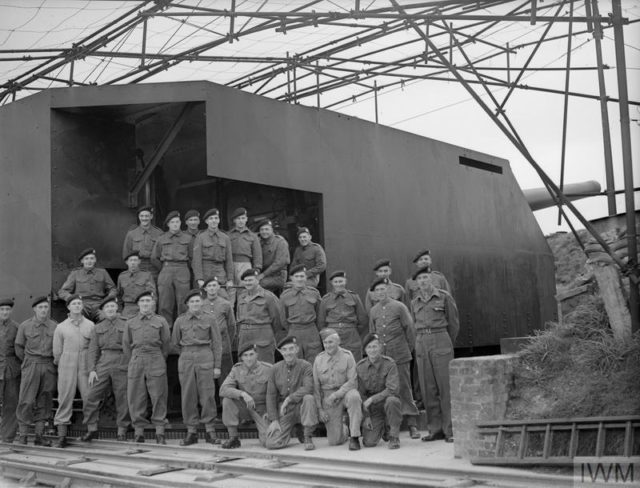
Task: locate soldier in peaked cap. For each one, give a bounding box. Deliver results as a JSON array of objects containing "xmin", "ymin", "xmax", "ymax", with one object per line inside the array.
[
  {"xmin": 404, "ymin": 249, "xmax": 451, "ymax": 303},
  {"xmin": 0, "ymin": 298, "xmax": 20, "ymax": 442},
  {"xmin": 365, "ymin": 259, "xmax": 407, "ymax": 312},
  {"xmin": 58, "ymin": 248, "xmax": 116, "ymax": 322},
  {"xmin": 257, "ymin": 219, "xmax": 290, "ymax": 296},
  {"xmin": 290, "ymin": 227, "xmax": 326, "ymax": 288},
  {"xmin": 201, "ymin": 276, "xmax": 236, "ymax": 381},
  {"xmin": 318, "ymin": 270, "xmax": 368, "ymax": 361},
  {"xmin": 192, "ymin": 208, "xmax": 233, "ymax": 297},
  {"xmin": 122, "ymin": 205, "xmax": 163, "ymax": 280},
  {"xmin": 117, "ymin": 251, "xmax": 156, "ymax": 319},
  {"xmin": 15, "ymin": 296, "xmax": 57, "ymax": 446},
  {"xmin": 228, "ymin": 207, "xmax": 262, "ymax": 307}
]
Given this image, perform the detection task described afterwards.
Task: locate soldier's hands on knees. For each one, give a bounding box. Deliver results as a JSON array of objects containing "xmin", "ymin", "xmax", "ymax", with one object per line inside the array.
[
  {"xmin": 319, "ymin": 409, "xmax": 329, "ymax": 423},
  {"xmin": 363, "ymin": 416, "xmax": 373, "ymax": 431},
  {"xmin": 267, "ymin": 420, "xmax": 281, "ymax": 436},
  {"xmin": 279, "ymin": 397, "xmax": 290, "ymax": 417},
  {"xmin": 88, "ymin": 371, "xmax": 98, "ymax": 387},
  {"xmin": 242, "ymin": 392, "xmax": 255, "ymax": 409},
  {"xmin": 213, "ymin": 368, "xmax": 221, "ymax": 379},
  {"xmin": 326, "ymin": 392, "xmax": 338, "ymax": 406},
  {"xmin": 363, "ymin": 398, "xmax": 373, "ymax": 410}
]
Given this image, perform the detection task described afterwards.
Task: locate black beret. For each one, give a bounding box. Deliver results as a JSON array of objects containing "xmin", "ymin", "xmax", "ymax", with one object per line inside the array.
[
  {"xmin": 124, "ymin": 250, "xmax": 140, "ymax": 261},
  {"xmin": 369, "ymin": 277, "xmax": 390, "ymax": 292},
  {"xmin": 373, "ymin": 259, "xmax": 391, "ymax": 271},
  {"xmin": 362, "ymin": 333, "xmax": 380, "ymax": 351},
  {"xmin": 277, "ymin": 336, "xmax": 298, "ymax": 349},
  {"xmin": 135, "ymin": 290, "xmax": 154, "ymax": 303},
  {"xmin": 183, "ymin": 289, "xmax": 202, "ymax": 304},
  {"xmin": 137, "ymin": 205, "xmax": 153, "ymax": 214},
  {"xmin": 231, "ymin": 207, "xmax": 247, "ymax": 220},
  {"xmin": 238, "ymin": 343, "xmax": 256, "ymax": 357},
  {"xmin": 184, "ymin": 209, "xmax": 200, "ymax": 221},
  {"xmin": 329, "ymin": 270, "xmax": 346, "ymax": 281},
  {"xmin": 202, "ymin": 276, "xmax": 220, "ymax": 288},
  {"xmin": 65, "ymin": 294, "xmax": 82, "ymax": 307},
  {"xmin": 320, "ymin": 328, "xmax": 339, "ymax": 341},
  {"xmin": 297, "ymin": 227, "xmax": 311, "ymax": 236},
  {"xmin": 412, "ymin": 266, "xmax": 432, "ymax": 281},
  {"xmin": 240, "ymin": 268, "xmax": 260, "ymax": 280},
  {"xmin": 0, "ymin": 297, "xmax": 15, "ymax": 308},
  {"xmin": 164, "ymin": 210, "xmax": 180, "ymax": 226},
  {"xmin": 257, "ymin": 219, "xmax": 273, "ymax": 229},
  {"xmin": 99, "ymin": 296, "xmax": 118, "ymax": 310},
  {"xmin": 78, "ymin": 248, "xmax": 96, "ymax": 261},
  {"xmin": 412, "ymin": 248, "xmax": 431, "ymax": 263},
  {"xmin": 203, "ymin": 208, "xmax": 220, "ymax": 221},
  {"xmin": 289, "ymin": 264, "xmax": 306, "ymax": 276},
  {"xmin": 31, "ymin": 296, "xmax": 49, "ymax": 307}
]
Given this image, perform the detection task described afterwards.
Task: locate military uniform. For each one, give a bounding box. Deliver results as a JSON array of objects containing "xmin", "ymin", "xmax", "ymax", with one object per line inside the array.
[
  {"xmin": 317, "ymin": 290, "xmax": 368, "ymax": 361},
  {"xmin": 122, "ymin": 224, "xmax": 163, "ymax": 279},
  {"xmin": 117, "ymin": 269, "xmax": 156, "ymax": 319},
  {"xmin": 365, "ymin": 281, "xmax": 406, "ymax": 312},
  {"xmin": 123, "ymin": 312, "xmax": 171, "ymax": 437},
  {"xmin": 265, "ymin": 358, "xmax": 317, "ymax": 449},
  {"xmin": 172, "ymin": 310, "xmax": 222, "ymax": 435},
  {"xmin": 411, "ymin": 288, "xmax": 459, "ymax": 438},
  {"xmin": 236, "ymin": 287, "xmax": 283, "ymax": 363},
  {"xmin": 15, "ymin": 315, "xmax": 57, "ymax": 439},
  {"xmin": 279, "ymin": 286, "xmax": 322, "ymax": 364},
  {"xmin": 83, "ymin": 316, "xmax": 130, "ymax": 436},
  {"xmin": 151, "ymin": 230, "xmax": 192, "ymax": 325},
  {"xmin": 202, "ymin": 295, "xmax": 236, "ymax": 380},
  {"xmin": 259, "ymin": 234, "xmax": 290, "ymax": 295},
  {"xmin": 0, "ymin": 317, "xmax": 20, "ymax": 441},
  {"xmin": 290, "ymin": 243, "xmax": 326, "ymax": 288},
  {"xmin": 405, "ymin": 271, "xmax": 451, "ymax": 304},
  {"xmin": 357, "ymin": 354, "xmax": 402, "ymax": 447},
  {"xmin": 220, "ymin": 360, "xmax": 272, "ymax": 445},
  {"xmin": 229, "ymin": 227, "xmax": 262, "ymax": 306},
  {"xmin": 192, "ymin": 228, "xmax": 234, "ymax": 285},
  {"xmin": 58, "ymin": 268, "xmax": 116, "ymax": 322},
  {"xmin": 312, "ymin": 347, "xmax": 362, "ymax": 445}
]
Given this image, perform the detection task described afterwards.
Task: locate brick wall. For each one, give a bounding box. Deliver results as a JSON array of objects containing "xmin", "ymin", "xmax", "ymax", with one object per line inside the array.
[{"xmin": 450, "ymin": 354, "xmax": 517, "ymax": 459}]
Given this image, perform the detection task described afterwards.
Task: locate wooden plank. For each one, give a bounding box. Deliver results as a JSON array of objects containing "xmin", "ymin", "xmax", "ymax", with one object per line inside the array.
[
  {"xmin": 477, "ymin": 415, "xmax": 640, "ymax": 427},
  {"xmin": 517, "ymin": 425, "xmax": 526, "ymax": 459},
  {"xmin": 542, "ymin": 424, "xmax": 552, "ymax": 459},
  {"xmin": 595, "ymin": 422, "xmax": 605, "ymax": 457}
]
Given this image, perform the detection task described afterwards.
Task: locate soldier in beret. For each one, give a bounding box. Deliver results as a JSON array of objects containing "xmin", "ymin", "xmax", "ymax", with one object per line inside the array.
[
  {"xmin": 220, "ymin": 344, "xmax": 272, "ymax": 449},
  {"xmin": 82, "ymin": 296, "xmax": 130, "ymax": 442},
  {"xmin": 228, "ymin": 207, "xmax": 262, "ymax": 307},
  {"xmin": 117, "ymin": 251, "xmax": 156, "ymax": 319},
  {"xmin": 15, "ymin": 296, "xmax": 57, "ymax": 446},
  {"xmin": 53, "ymin": 294, "xmax": 95, "ymax": 447},
  {"xmin": 279, "ymin": 265, "xmax": 323, "ymax": 364},
  {"xmin": 184, "ymin": 209, "xmax": 201, "ymax": 240},
  {"xmin": 365, "ymin": 259, "xmax": 407, "ymax": 312},
  {"xmin": 357, "ymin": 333, "xmax": 402, "ymax": 449},
  {"xmin": 172, "ymin": 289, "xmax": 222, "ymax": 446},
  {"xmin": 123, "ymin": 291, "xmax": 171, "ymax": 444},
  {"xmin": 201, "ymin": 276, "xmax": 236, "ymax": 381},
  {"xmin": 192, "ymin": 208, "xmax": 233, "ymax": 297},
  {"xmin": 318, "ymin": 270, "xmax": 368, "ymax": 361},
  {"xmin": 122, "ymin": 205, "xmax": 163, "ymax": 280},
  {"xmin": 257, "ymin": 219, "xmax": 290, "ymax": 296},
  {"xmin": 236, "ymin": 268, "xmax": 283, "ymax": 364},
  {"xmin": 0, "ymin": 298, "xmax": 20, "ymax": 442},
  {"xmin": 290, "ymin": 227, "xmax": 326, "ymax": 288},
  {"xmin": 58, "ymin": 248, "xmax": 116, "ymax": 322},
  {"xmin": 265, "ymin": 336, "xmax": 317, "ymax": 450},
  {"xmin": 404, "ymin": 249, "xmax": 451, "ymax": 303}
]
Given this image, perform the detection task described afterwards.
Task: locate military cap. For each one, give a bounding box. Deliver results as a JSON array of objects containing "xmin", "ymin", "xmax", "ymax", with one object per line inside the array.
[
  {"xmin": 362, "ymin": 333, "xmax": 380, "ymax": 351},
  {"xmin": 0, "ymin": 297, "xmax": 15, "ymax": 308},
  {"xmin": 78, "ymin": 248, "xmax": 96, "ymax": 261},
  {"xmin": 31, "ymin": 296, "xmax": 49, "ymax": 307},
  {"xmin": 99, "ymin": 296, "xmax": 118, "ymax": 310},
  {"xmin": 373, "ymin": 259, "xmax": 391, "ymax": 271},
  {"xmin": 138, "ymin": 205, "xmax": 153, "ymax": 215},
  {"xmin": 231, "ymin": 207, "xmax": 247, "ymax": 220},
  {"xmin": 257, "ymin": 219, "xmax": 273, "ymax": 230},
  {"xmin": 124, "ymin": 250, "xmax": 140, "ymax": 261},
  {"xmin": 65, "ymin": 294, "xmax": 83, "ymax": 306},
  {"xmin": 240, "ymin": 268, "xmax": 260, "ymax": 280},
  {"xmin": 289, "ymin": 264, "xmax": 306, "ymax": 276},
  {"xmin": 238, "ymin": 343, "xmax": 256, "ymax": 357},
  {"xmin": 135, "ymin": 290, "xmax": 154, "ymax": 303},
  {"xmin": 412, "ymin": 248, "xmax": 431, "ymax": 263},
  {"xmin": 412, "ymin": 266, "xmax": 432, "ymax": 281},
  {"xmin": 369, "ymin": 277, "xmax": 390, "ymax": 292},
  {"xmin": 202, "ymin": 276, "xmax": 220, "ymax": 288},
  {"xmin": 329, "ymin": 270, "xmax": 346, "ymax": 281},
  {"xmin": 297, "ymin": 227, "xmax": 311, "ymax": 236},
  {"xmin": 277, "ymin": 336, "xmax": 298, "ymax": 349},
  {"xmin": 184, "ymin": 289, "xmax": 203, "ymax": 304},
  {"xmin": 164, "ymin": 210, "xmax": 180, "ymax": 226},
  {"xmin": 319, "ymin": 328, "xmax": 339, "ymax": 341},
  {"xmin": 185, "ymin": 209, "xmax": 200, "ymax": 221},
  {"xmin": 203, "ymin": 208, "xmax": 220, "ymax": 221}
]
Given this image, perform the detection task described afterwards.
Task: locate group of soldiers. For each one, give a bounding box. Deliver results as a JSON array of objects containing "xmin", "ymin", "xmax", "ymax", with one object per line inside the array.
[{"xmin": 0, "ymin": 205, "xmax": 459, "ymax": 451}]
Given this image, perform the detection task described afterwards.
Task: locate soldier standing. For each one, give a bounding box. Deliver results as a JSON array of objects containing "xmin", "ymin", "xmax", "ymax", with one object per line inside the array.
[
  {"xmin": 290, "ymin": 227, "xmax": 326, "ymax": 288},
  {"xmin": 81, "ymin": 296, "xmax": 130, "ymax": 442},
  {"xmin": 365, "ymin": 259, "xmax": 407, "ymax": 312},
  {"xmin": 201, "ymin": 277, "xmax": 236, "ymax": 381},
  {"xmin": 404, "ymin": 249, "xmax": 451, "ymax": 303},
  {"xmin": 117, "ymin": 251, "xmax": 156, "ymax": 319},
  {"xmin": 0, "ymin": 298, "xmax": 20, "ymax": 442},
  {"xmin": 279, "ymin": 265, "xmax": 323, "ymax": 364},
  {"xmin": 192, "ymin": 208, "xmax": 233, "ymax": 298},
  {"xmin": 219, "ymin": 344, "xmax": 271, "ymax": 449},
  {"xmin": 122, "ymin": 206, "xmax": 163, "ymax": 280},
  {"xmin": 123, "ymin": 291, "xmax": 171, "ymax": 444},
  {"xmin": 228, "ymin": 207, "xmax": 262, "ymax": 306},
  {"xmin": 172, "ymin": 289, "xmax": 222, "ymax": 446},
  {"xmin": 256, "ymin": 219, "xmax": 290, "ymax": 296},
  {"xmin": 317, "ymin": 270, "xmax": 368, "ymax": 361},
  {"xmin": 15, "ymin": 296, "xmax": 57, "ymax": 446}
]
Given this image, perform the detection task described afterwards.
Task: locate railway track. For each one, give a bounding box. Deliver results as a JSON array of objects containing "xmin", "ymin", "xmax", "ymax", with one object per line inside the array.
[{"xmin": 0, "ymin": 438, "xmax": 577, "ymax": 487}]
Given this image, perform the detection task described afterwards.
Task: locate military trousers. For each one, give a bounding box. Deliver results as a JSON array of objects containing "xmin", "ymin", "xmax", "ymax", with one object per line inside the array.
[
  {"xmin": 201, "ymin": 261, "xmax": 230, "ymax": 287},
  {"xmin": 288, "ymin": 323, "xmax": 322, "ymax": 365},
  {"xmin": 238, "ymin": 324, "xmax": 275, "ymax": 364},
  {"xmin": 362, "ymin": 396, "xmax": 402, "ymax": 447},
  {"xmin": 54, "ymin": 349, "xmax": 90, "ymax": 426},
  {"xmin": 17, "ymin": 359, "xmax": 56, "ymax": 434},
  {"xmin": 259, "ymin": 273, "xmax": 285, "ymax": 297},
  {"xmin": 219, "ymin": 329, "xmax": 233, "ymax": 381},
  {"xmin": 415, "ymin": 330, "xmax": 454, "ymax": 437},
  {"xmin": 265, "ymin": 394, "xmax": 318, "ymax": 449},
  {"xmin": 229, "ymin": 262, "xmax": 252, "ymax": 307},
  {"xmin": 396, "ymin": 360, "xmax": 419, "ymax": 425},
  {"xmin": 83, "ymin": 301, "xmax": 103, "ymax": 323},
  {"xmin": 221, "ymin": 397, "xmax": 268, "ymax": 446},
  {"xmin": 121, "ymin": 303, "xmax": 139, "ymax": 319},
  {"xmin": 327, "ymin": 324, "xmax": 362, "ymax": 362},
  {"xmin": 0, "ymin": 375, "xmax": 20, "ymax": 442},
  {"xmin": 139, "ymin": 258, "xmax": 159, "ymax": 281},
  {"xmin": 178, "ymin": 346, "xmax": 217, "ymax": 432},
  {"xmin": 158, "ymin": 262, "xmax": 190, "ymax": 325},
  {"xmin": 83, "ymin": 350, "xmax": 130, "ymax": 434},
  {"xmin": 320, "ymin": 388, "xmax": 362, "ymax": 445},
  {"xmin": 127, "ymin": 350, "xmax": 167, "ymax": 435}
]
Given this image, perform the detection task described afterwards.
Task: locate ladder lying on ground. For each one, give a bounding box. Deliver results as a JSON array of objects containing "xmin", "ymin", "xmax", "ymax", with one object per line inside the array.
[{"xmin": 472, "ymin": 415, "xmax": 640, "ymax": 466}]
